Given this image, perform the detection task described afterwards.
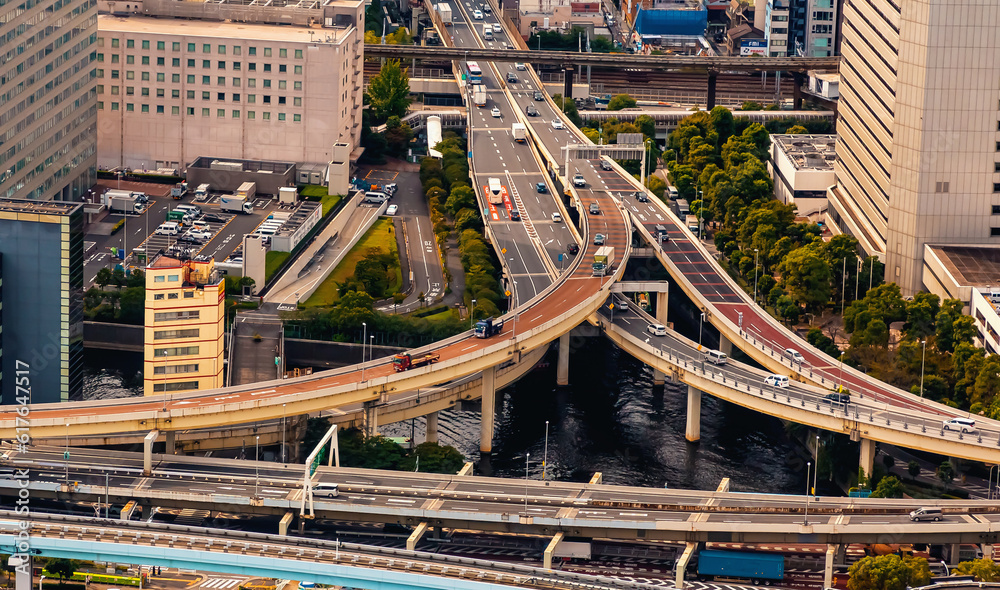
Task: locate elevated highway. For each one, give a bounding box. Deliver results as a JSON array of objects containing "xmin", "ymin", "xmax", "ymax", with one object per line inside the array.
[{"xmin": 4, "ymin": 447, "xmax": 999, "ymax": 546}]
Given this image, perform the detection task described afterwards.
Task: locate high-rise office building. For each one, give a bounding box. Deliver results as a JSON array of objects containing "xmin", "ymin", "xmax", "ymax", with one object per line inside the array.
[
  {"xmin": 754, "ymin": 0, "xmax": 837, "ymax": 57},
  {"xmin": 0, "ymin": 199, "xmax": 85, "ymax": 404},
  {"xmin": 0, "ymin": 0, "xmax": 98, "ymax": 201},
  {"xmin": 827, "ymin": 0, "xmax": 1000, "ymax": 295}
]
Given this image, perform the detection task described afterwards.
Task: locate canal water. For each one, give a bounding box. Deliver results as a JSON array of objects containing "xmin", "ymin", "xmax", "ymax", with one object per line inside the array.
[{"xmin": 83, "ymin": 333, "xmax": 805, "ymax": 495}]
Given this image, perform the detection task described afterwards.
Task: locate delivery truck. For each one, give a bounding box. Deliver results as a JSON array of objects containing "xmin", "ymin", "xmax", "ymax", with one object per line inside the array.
[
  {"xmin": 474, "ymin": 317, "xmax": 504, "ymax": 338},
  {"xmin": 195, "ymin": 183, "xmax": 211, "ymax": 198},
  {"xmin": 487, "ymin": 177, "xmax": 503, "ymax": 205},
  {"xmin": 106, "ymin": 193, "xmax": 143, "ymax": 214},
  {"xmin": 592, "ymin": 246, "xmax": 615, "ymax": 276},
  {"xmin": 512, "ymin": 123, "xmax": 527, "ymax": 143},
  {"xmin": 695, "ymin": 550, "xmax": 784, "ymax": 585},
  {"xmin": 171, "ymin": 182, "xmax": 188, "ymax": 199},
  {"xmin": 220, "ymin": 194, "xmax": 254, "ymax": 214},
  {"xmin": 686, "ymin": 214, "xmax": 699, "ymax": 233},
  {"xmin": 436, "ymin": 3, "xmax": 452, "ymax": 25},
  {"xmin": 472, "ymin": 84, "xmax": 487, "ymax": 107},
  {"xmin": 236, "ymin": 181, "xmax": 256, "ymax": 201},
  {"xmin": 392, "ymin": 351, "xmax": 441, "ymax": 372}
]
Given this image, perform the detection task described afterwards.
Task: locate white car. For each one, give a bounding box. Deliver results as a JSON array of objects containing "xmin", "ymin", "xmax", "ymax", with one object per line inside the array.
[
  {"xmin": 943, "ymin": 417, "xmax": 977, "ymax": 433},
  {"xmin": 491, "ymin": 107, "xmax": 501, "ymax": 117},
  {"xmin": 515, "ymin": 62, "xmax": 526, "ymax": 71},
  {"xmin": 493, "ymin": 23, "xmax": 502, "ymax": 33},
  {"xmin": 551, "ymin": 120, "xmax": 564, "ymax": 129},
  {"xmin": 187, "ymin": 228, "xmax": 213, "ymax": 240},
  {"xmin": 646, "ymin": 323, "xmax": 666, "ymax": 337},
  {"xmin": 386, "ymin": 204, "xmax": 398, "ymax": 215},
  {"xmin": 472, "ymin": 9, "xmax": 483, "ymax": 19},
  {"xmin": 190, "ymin": 220, "xmax": 210, "ymax": 231},
  {"xmin": 551, "ymin": 211, "xmax": 562, "ymax": 222},
  {"xmin": 764, "ymin": 375, "xmax": 790, "ymax": 388}
]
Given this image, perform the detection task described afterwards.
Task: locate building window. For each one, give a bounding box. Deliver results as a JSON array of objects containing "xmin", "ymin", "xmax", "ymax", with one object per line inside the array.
[
  {"xmin": 188, "ymin": 74, "xmax": 195, "ymax": 84},
  {"xmin": 111, "ymin": 38, "xmax": 119, "ymax": 48},
  {"xmin": 157, "ymin": 73, "xmax": 165, "ymax": 82},
  {"xmin": 218, "ymin": 92, "xmax": 225, "ymax": 100},
  {"xmin": 97, "ymin": 53, "xmax": 104, "ymax": 62},
  {"xmin": 992, "ymin": 228, "xmax": 1000, "ymax": 237},
  {"xmin": 295, "ymin": 49, "xmax": 302, "ymax": 59},
  {"xmin": 97, "ymin": 101, "xmax": 104, "ymax": 109},
  {"xmin": 184, "ymin": 292, "xmax": 195, "ymax": 298},
  {"xmin": 203, "ymin": 76, "xmax": 211, "ymax": 84},
  {"xmin": 111, "ymin": 102, "xmax": 119, "ymax": 110},
  {"xmin": 264, "ymin": 63, "xmax": 271, "ymax": 72},
  {"xmin": 202, "ymin": 59, "xmax": 210, "ymax": 68},
  {"xmin": 278, "ymin": 96, "xmax": 286, "ymax": 104},
  {"xmin": 112, "ymin": 54, "xmax": 120, "ymax": 64},
  {"xmin": 233, "ymin": 78, "xmax": 241, "ymax": 86},
  {"xmin": 294, "ymin": 81, "xmax": 302, "ymax": 91},
  {"xmin": 249, "ymin": 47, "xmax": 257, "ymax": 56},
  {"xmin": 153, "ymin": 346, "xmax": 199, "ymax": 357},
  {"xmin": 153, "ymin": 364, "xmax": 200, "ymax": 375},
  {"xmin": 142, "ymin": 104, "xmax": 149, "ymax": 112},
  {"xmin": 202, "ymin": 91, "xmax": 210, "ymax": 100},
  {"xmin": 233, "ymin": 62, "xmax": 242, "ymax": 71},
  {"xmin": 263, "ymin": 79, "xmax": 271, "ymax": 88},
  {"xmin": 217, "ymin": 76, "xmax": 225, "ymax": 85},
  {"xmin": 233, "ymin": 93, "xmax": 241, "ymax": 102},
  {"xmin": 154, "ymin": 328, "xmax": 200, "ymax": 340},
  {"xmin": 112, "ymin": 70, "xmax": 120, "ymax": 79},
  {"xmin": 171, "ymin": 106, "xmax": 180, "ymax": 115},
  {"xmin": 263, "ymin": 95, "xmax": 271, "ymax": 104},
  {"xmin": 218, "ymin": 45, "xmax": 226, "ymax": 54},
  {"xmin": 248, "ymin": 111, "xmax": 255, "ymax": 119},
  {"xmin": 279, "ymin": 64, "xmax": 287, "ymax": 73},
  {"xmin": 995, "ymin": 163, "xmax": 1000, "ymax": 173},
  {"xmin": 126, "ymin": 87, "xmax": 134, "ymax": 95},
  {"xmin": 168, "ymin": 293, "xmax": 179, "ymax": 299},
  {"xmin": 172, "ymin": 58, "xmax": 180, "ymax": 67},
  {"xmin": 218, "ymin": 61, "xmax": 226, "ymax": 69},
  {"xmin": 158, "ymin": 41, "xmax": 165, "ymax": 50},
  {"xmin": 97, "ymin": 68, "xmax": 104, "ymax": 77},
  {"xmin": 157, "ymin": 105, "xmax": 165, "ymax": 113},
  {"xmin": 154, "ymin": 293, "xmax": 164, "ymax": 300},
  {"xmin": 293, "ymin": 114, "xmax": 301, "ymax": 122},
  {"xmin": 173, "ymin": 42, "xmax": 180, "ymax": 51},
  {"xmin": 293, "ymin": 97, "xmax": 301, "ymax": 107},
  {"xmin": 249, "ymin": 63, "xmax": 257, "ymax": 71},
  {"xmin": 155, "ymin": 310, "xmax": 201, "ymax": 321},
  {"xmin": 279, "ymin": 48, "xmax": 287, "ymax": 58},
  {"xmin": 141, "ymin": 88, "xmax": 149, "ymax": 96},
  {"xmin": 126, "ymin": 39, "xmax": 134, "ymax": 49},
  {"xmin": 992, "ymin": 206, "xmax": 1000, "ymax": 215},
  {"xmin": 248, "ymin": 79, "xmax": 256, "ymax": 88},
  {"xmin": 172, "ymin": 74, "xmax": 180, "ymax": 83},
  {"xmin": 202, "ymin": 108, "xmax": 210, "ymax": 116},
  {"xmin": 157, "ymin": 57, "xmax": 165, "ymax": 66},
  {"xmin": 142, "ymin": 40, "xmax": 149, "ymax": 49},
  {"xmin": 153, "ymin": 381, "xmax": 200, "ymax": 392},
  {"xmin": 263, "ymin": 112, "xmax": 270, "ymax": 120},
  {"xmin": 188, "ymin": 43, "xmax": 196, "ymax": 52},
  {"xmin": 187, "ymin": 107, "xmax": 195, "ymax": 115},
  {"xmin": 264, "ymin": 48, "xmax": 272, "ymax": 57},
  {"xmin": 140, "ymin": 72, "xmax": 148, "ymax": 81},
  {"xmin": 187, "ymin": 90, "xmax": 195, "ymax": 99},
  {"xmin": 125, "ymin": 55, "xmax": 132, "ymax": 64},
  {"xmin": 234, "ymin": 46, "xmax": 242, "ymax": 55},
  {"xmin": 278, "ymin": 80, "xmax": 286, "ymax": 90},
  {"xmin": 233, "ymin": 110, "xmax": 240, "ymax": 118},
  {"xmin": 995, "ymin": 183, "xmax": 1000, "ymax": 193},
  {"xmin": 278, "ymin": 113, "xmax": 286, "ymax": 121},
  {"xmin": 188, "ymin": 58, "xmax": 196, "ymax": 67},
  {"xmin": 97, "ymin": 84, "xmax": 105, "ymax": 94},
  {"xmin": 217, "ymin": 108, "xmax": 225, "ymax": 117},
  {"xmin": 935, "ymin": 181, "xmax": 950, "ymax": 193},
  {"xmin": 294, "ymin": 65, "xmax": 302, "ymax": 75},
  {"xmin": 111, "ymin": 86, "xmax": 120, "ymax": 95},
  {"xmin": 248, "ymin": 95, "xmax": 255, "ymax": 103},
  {"xmin": 203, "ymin": 43, "xmax": 211, "ymax": 53}
]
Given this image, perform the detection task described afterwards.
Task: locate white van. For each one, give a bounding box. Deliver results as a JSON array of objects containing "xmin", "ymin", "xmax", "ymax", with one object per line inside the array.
[
  {"xmin": 261, "ymin": 221, "xmax": 283, "ymax": 231},
  {"xmin": 785, "ymin": 348, "xmax": 805, "ymax": 363},
  {"xmin": 764, "ymin": 374, "xmax": 789, "ymax": 388},
  {"xmin": 313, "ymin": 482, "xmax": 339, "ymax": 498},
  {"xmin": 646, "ymin": 323, "xmax": 666, "ymax": 337},
  {"xmin": 488, "ymin": 177, "xmax": 502, "ymax": 195},
  {"xmin": 705, "ymin": 349, "xmax": 728, "ymax": 365},
  {"xmin": 175, "ymin": 204, "xmax": 201, "ymax": 216},
  {"xmin": 363, "ymin": 191, "xmax": 387, "ymax": 204},
  {"xmin": 909, "ymin": 507, "xmax": 942, "ymax": 522},
  {"xmin": 155, "ymin": 222, "xmax": 180, "ymax": 236},
  {"xmin": 942, "ymin": 417, "xmax": 977, "ymax": 433}
]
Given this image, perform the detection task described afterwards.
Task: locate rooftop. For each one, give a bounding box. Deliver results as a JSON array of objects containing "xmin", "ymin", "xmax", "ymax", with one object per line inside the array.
[
  {"xmin": 189, "ymin": 156, "xmax": 295, "ymax": 174},
  {"xmin": 929, "ymin": 245, "xmax": 1000, "ymax": 288},
  {"xmin": 0, "ymin": 198, "xmax": 81, "ymax": 217},
  {"xmin": 98, "ymin": 14, "xmax": 353, "ymax": 43},
  {"xmin": 771, "ymin": 134, "xmax": 837, "ymax": 171}
]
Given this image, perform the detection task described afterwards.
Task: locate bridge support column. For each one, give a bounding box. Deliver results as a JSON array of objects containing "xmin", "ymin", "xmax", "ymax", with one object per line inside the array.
[
  {"xmin": 948, "ymin": 544, "xmax": 961, "ymax": 565},
  {"xmin": 363, "ymin": 401, "xmax": 378, "ymax": 437},
  {"xmin": 543, "ymin": 532, "xmax": 564, "ymax": 570},
  {"xmin": 406, "ymin": 522, "xmax": 430, "ymax": 551},
  {"xmin": 480, "ymin": 365, "xmax": 497, "ymax": 454},
  {"xmin": 557, "ymin": 333, "xmax": 570, "ymax": 385},
  {"xmin": 984, "ymin": 545, "xmax": 994, "ymax": 560},
  {"xmin": 792, "ymin": 73, "xmax": 804, "ymax": 110},
  {"xmin": 652, "ymin": 369, "xmax": 666, "ymax": 385},
  {"xmin": 425, "ymin": 411, "xmax": 439, "ymax": 443},
  {"xmin": 824, "ymin": 545, "xmax": 837, "ymax": 589},
  {"xmin": 859, "ymin": 437, "xmax": 875, "ymax": 479},
  {"xmin": 143, "ymin": 430, "xmax": 158, "ymax": 475},
  {"xmin": 685, "ymin": 385, "xmax": 702, "ymax": 442},
  {"xmin": 718, "ymin": 335, "xmax": 732, "ymax": 357},
  {"xmin": 674, "ymin": 543, "xmax": 696, "ymax": 589},
  {"xmin": 563, "ymin": 66, "xmax": 574, "ymax": 103},
  {"xmin": 706, "ymin": 72, "xmax": 718, "ymax": 109},
  {"xmin": 11, "ymin": 555, "xmax": 31, "ymax": 590},
  {"xmin": 165, "ymin": 430, "xmax": 176, "ymax": 454},
  {"xmin": 278, "ymin": 511, "xmax": 294, "ymax": 536},
  {"xmin": 655, "ymin": 291, "xmax": 669, "ymax": 326}
]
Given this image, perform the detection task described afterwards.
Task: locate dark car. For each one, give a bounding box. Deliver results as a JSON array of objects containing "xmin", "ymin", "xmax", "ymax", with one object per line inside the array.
[
  {"xmin": 600, "ymin": 160, "xmax": 613, "ymax": 171},
  {"xmin": 177, "ymin": 234, "xmax": 201, "ymax": 244},
  {"xmin": 202, "ymin": 213, "xmax": 226, "ymax": 223},
  {"xmin": 526, "ymin": 105, "xmax": 538, "ymax": 116},
  {"xmin": 536, "ymin": 182, "xmax": 547, "ymax": 193},
  {"xmin": 567, "ymin": 243, "xmax": 579, "ymax": 255},
  {"xmin": 823, "ymin": 393, "xmax": 851, "ymax": 405},
  {"xmin": 533, "ymin": 91, "xmax": 544, "ymax": 101},
  {"xmin": 589, "ymin": 202, "xmax": 600, "ymax": 215},
  {"xmin": 510, "ymin": 209, "xmax": 521, "ymax": 221},
  {"xmin": 635, "ymin": 191, "xmax": 649, "ymax": 202}
]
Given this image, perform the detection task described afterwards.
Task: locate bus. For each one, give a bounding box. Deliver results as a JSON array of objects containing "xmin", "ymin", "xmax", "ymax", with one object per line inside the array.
[{"xmin": 466, "ymin": 61, "xmax": 483, "ymax": 84}]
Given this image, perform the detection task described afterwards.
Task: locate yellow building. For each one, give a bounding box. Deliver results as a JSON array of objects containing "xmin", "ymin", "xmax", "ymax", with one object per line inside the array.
[{"xmin": 143, "ymin": 255, "xmax": 225, "ymax": 396}]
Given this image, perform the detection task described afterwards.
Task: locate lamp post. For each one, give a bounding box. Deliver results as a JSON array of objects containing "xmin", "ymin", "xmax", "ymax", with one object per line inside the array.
[
  {"xmin": 697, "ymin": 312, "xmax": 705, "ymax": 351},
  {"xmin": 919, "ymin": 340, "xmax": 927, "ymax": 398},
  {"xmin": 841, "ymin": 257, "xmax": 847, "ymax": 316},
  {"xmin": 281, "ymin": 403, "xmax": 287, "ymax": 464},
  {"xmin": 696, "ymin": 188, "xmax": 704, "ymax": 240},
  {"xmin": 470, "ymin": 299, "xmax": 477, "ymax": 327},
  {"xmin": 813, "ymin": 435, "xmax": 819, "ymax": 496},
  {"xmin": 64, "ymin": 424, "xmax": 70, "ymax": 485},
  {"xmin": 804, "ymin": 461, "xmax": 811, "ymax": 525},
  {"xmin": 360, "ymin": 322, "xmax": 367, "ymax": 381},
  {"xmin": 542, "ymin": 421, "xmax": 549, "ymax": 481},
  {"xmin": 524, "ymin": 453, "xmax": 530, "ymax": 514},
  {"xmin": 254, "ymin": 435, "xmax": 260, "ymax": 498},
  {"xmin": 40, "ymin": 576, "xmax": 46, "ymax": 590},
  {"xmin": 161, "ymin": 349, "xmax": 169, "ymax": 411},
  {"xmin": 753, "ymin": 249, "xmax": 759, "ymax": 304}
]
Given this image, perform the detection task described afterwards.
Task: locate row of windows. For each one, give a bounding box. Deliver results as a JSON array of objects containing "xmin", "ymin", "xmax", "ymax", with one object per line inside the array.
[
  {"xmin": 95, "ymin": 70, "xmax": 301, "ymax": 89},
  {"xmin": 152, "ymin": 363, "xmax": 200, "ymax": 375},
  {"xmin": 102, "ymin": 39, "xmax": 304, "ymax": 60},
  {"xmin": 153, "ymin": 381, "xmax": 200, "ymax": 392},
  {"xmin": 97, "ymin": 102, "xmax": 302, "ymax": 120},
  {"xmin": 153, "ymin": 274, "xmax": 180, "ymax": 282},
  {"xmin": 154, "ymin": 310, "xmax": 200, "ymax": 322},
  {"xmin": 153, "ymin": 346, "xmax": 199, "ymax": 357},
  {"xmin": 153, "ymin": 291, "xmax": 194, "ymax": 299},
  {"xmin": 96, "ymin": 55, "xmax": 302, "ymax": 75},
  {"xmin": 98, "ymin": 86, "xmax": 302, "ymax": 100},
  {"xmin": 153, "ymin": 328, "xmax": 200, "ymax": 340}
]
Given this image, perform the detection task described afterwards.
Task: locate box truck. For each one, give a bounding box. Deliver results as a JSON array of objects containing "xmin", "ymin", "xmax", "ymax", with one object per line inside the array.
[
  {"xmin": 592, "ymin": 246, "xmax": 615, "ymax": 276},
  {"xmin": 220, "ymin": 195, "xmax": 254, "ymax": 214},
  {"xmin": 512, "ymin": 123, "xmax": 527, "ymax": 143}
]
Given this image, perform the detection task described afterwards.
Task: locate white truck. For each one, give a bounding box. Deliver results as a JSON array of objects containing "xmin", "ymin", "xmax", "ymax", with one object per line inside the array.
[
  {"xmin": 236, "ymin": 181, "xmax": 256, "ymax": 201},
  {"xmin": 220, "ymin": 194, "xmax": 254, "ymax": 214},
  {"xmin": 104, "ymin": 190, "xmax": 143, "ymax": 214},
  {"xmin": 482, "ymin": 23, "xmax": 493, "ymax": 40},
  {"xmin": 170, "ymin": 182, "xmax": 188, "ymax": 199},
  {"xmin": 472, "ymin": 84, "xmax": 487, "ymax": 107},
  {"xmin": 487, "ymin": 177, "xmax": 503, "ymax": 205},
  {"xmin": 195, "ymin": 183, "xmax": 211, "ymax": 198},
  {"xmin": 512, "ymin": 123, "xmax": 527, "ymax": 143},
  {"xmin": 436, "ymin": 3, "xmax": 452, "ymax": 25}
]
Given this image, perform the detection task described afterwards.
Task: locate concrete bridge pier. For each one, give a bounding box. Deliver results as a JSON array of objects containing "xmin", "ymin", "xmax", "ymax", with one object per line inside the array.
[
  {"xmin": 425, "ymin": 411, "xmax": 439, "ymax": 443},
  {"xmin": 480, "ymin": 366, "xmax": 497, "ymax": 454},
  {"xmin": 557, "ymin": 333, "xmax": 570, "ymax": 385},
  {"xmin": 824, "ymin": 545, "xmax": 838, "ymax": 589},
  {"xmin": 363, "ymin": 401, "xmax": 379, "ymax": 437},
  {"xmin": 652, "ymin": 292, "xmax": 669, "ymax": 385},
  {"xmin": 718, "ymin": 335, "xmax": 732, "ymax": 357},
  {"xmin": 165, "ymin": 430, "xmax": 176, "ymax": 455},
  {"xmin": 685, "ymin": 385, "xmax": 702, "ymax": 442},
  {"xmin": 859, "ymin": 437, "xmax": 875, "ymax": 479}
]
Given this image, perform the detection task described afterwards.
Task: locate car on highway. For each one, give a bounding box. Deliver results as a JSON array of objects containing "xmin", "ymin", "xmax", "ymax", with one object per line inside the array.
[
  {"xmin": 573, "ymin": 173, "xmax": 586, "ymax": 187},
  {"xmin": 314, "ymin": 482, "xmax": 339, "ymax": 498},
  {"xmin": 386, "ymin": 204, "xmax": 398, "ymax": 215},
  {"xmin": 515, "ymin": 62, "xmax": 526, "ymax": 70},
  {"xmin": 646, "ymin": 323, "xmax": 667, "ymax": 337},
  {"xmin": 822, "ymin": 392, "xmax": 851, "ymax": 405},
  {"xmin": 942, "ymin": 417, "xmax": 977, "ymax": 433},
  {"xmin": 600, "ymin": 159, "xmax": 613, "ymax": 171},
  {"xmin": 784, "ymin": 347, "xmax": 805, "ymax": 364},
  {"xmin": 551, "ymin": 119, "xmax": 563, "ymax": 129},
  {"xmin": 567, "ymin": 243, "xmax": 579, "ymax": 255},
  {"xmin": 551, "ymin": 211, "xmax": 562, "ymax": 222},
  {"xmin": 589, "ymin": 202, "xmax": 600, "ymax": 214},
  {"xmin": 909, "ymin": 507, "xmax": 942, "ymax": 522},
  {"xmin": 635, "ymin": 191, "xmax": 649, "ymax": 202},
  {"xmin": 534, "ymin": 91, "xmax": 545, "ymax": 101},
  {"xmin": 764, "ymin": 375, "xmax": 789, "ymax": 388},
  {"xmin": 491, "ymin": 107, "xmax": 501, "ymax": 117},
  {"xmin": 536, "ymin": 182, "xmax": 547, "ymax": 193},
  {"xmin": 187, "ymin": 228, "xmax": 213, "ymax": 241},
  {"xmin": 473, "ymin": 9, "xmax": 483, "ymax": 18},
  {"xmin": 506, "ymin": 71, "xmax": 517, "ymax": 82},
  {"xmin": 482, "ymin": 4, "xmax": 491, "ymax": 13},
  {"xmin": 526, "ymin": 104, "xmax": 538, "ymax": 116},
  {"xmin": 493, "ymin": 24, "xmax": 503, "ymax": 33},
  {"xmin": 510, "ymin": 208, "xmax": 520, "ymax": 221},
  {"xmin": 593, "ymin": 233, "xmax": 605, "ymax": 245}
]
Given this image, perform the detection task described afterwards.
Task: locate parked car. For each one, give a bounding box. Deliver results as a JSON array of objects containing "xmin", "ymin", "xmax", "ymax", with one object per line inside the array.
[
  {"xmin": 187, "ymin": 228, "xmax": 213, "ymax": 240},
  {"xmin": 202, "ymin": 213, "xmax": 226, "ymax": 223}
]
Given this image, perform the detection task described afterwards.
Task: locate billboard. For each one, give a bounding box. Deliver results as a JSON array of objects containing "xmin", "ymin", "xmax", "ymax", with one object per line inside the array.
[{"xmin": 740, "ymin": 39, "xmax": 767, "ymax": 56}]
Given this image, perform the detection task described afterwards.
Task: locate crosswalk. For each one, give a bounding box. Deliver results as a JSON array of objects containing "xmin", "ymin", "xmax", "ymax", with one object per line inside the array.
[{"xmin": 198, "ymin": 578, "xmax": 247, "ymax": 589}]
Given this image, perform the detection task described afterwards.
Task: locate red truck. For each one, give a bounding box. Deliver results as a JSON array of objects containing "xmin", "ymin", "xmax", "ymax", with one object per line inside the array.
[{"xmin": 392, "ymin": 352, "xmax": 441, "ymax": 372}]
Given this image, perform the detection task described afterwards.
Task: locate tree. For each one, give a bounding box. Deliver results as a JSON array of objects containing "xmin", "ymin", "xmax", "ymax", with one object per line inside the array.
[
  {"xmin": 936, "ymin": 460, "xmax": 954, "ymax": 485},
  {"xmin": 368, "ymin": 59, "xmax": 411, "ymax": 124},
  {"xmin": 780, "ymin": 243, "xmax": 831, "ymax": 311},
  {"xmin": 847, "ymin": 555, "xmax": 930, "ymax": 590},
  {"xmin": 785, "ymin": 125, "xmax": 809, "ymax": 134},
  {"xmin": 412, "ymin": 442, "xmax": 466, "ymax": 473},
  {"xmin": 607, "ymin": 94, "xmax": 637, "ymax": 111},
  {"xmin": 907, "ymin": 460, "xmax": 921, "ymax": 480},
  {"xmin": 870, "ymin": 475, "xmax": 903, "ymax": 498},
  {"xmin": 551, "ymin": 94, "xmax": 582, "ymax": 127},
  {"xmin": 94, "ymin": 267, "xmax": 114, "ymax": 290},
  {"xmin": 954, "ymin": 559, "xmax": 1000, "ymax": 582},
  {"xmin": 445, "ymin": 185, "xmax": 476, "ymax": 215},
  {"xmin": 44, "ymin": 558, "xmax": 79, "ymax": 583}
]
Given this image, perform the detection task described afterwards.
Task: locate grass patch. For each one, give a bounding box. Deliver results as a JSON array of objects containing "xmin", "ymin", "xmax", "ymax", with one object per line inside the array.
[
  {"xmin": 421, "ymin": 308, "xmax": 457, "ymax": 323},
  {"xmin": 302, "ymin": 218, "xmax": 400, "ymax": 308},
  {"xmin": 320, "ymin": 193, "xmax": 341, "ymax": 216},
  {"xmin": 265, "ymin": 251, "xmax": 291, "ymax": 283},
  {"xmin": 298, "ymin": 184, "xmax": 342, "ymax": 217}
]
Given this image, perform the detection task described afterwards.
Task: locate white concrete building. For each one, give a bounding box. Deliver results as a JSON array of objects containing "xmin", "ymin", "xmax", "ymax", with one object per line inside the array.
[
  {"xmin": 828, "ymin": 0, "xmax": 1000, "ymax": 295},
  {"xmin": 922, "ymin": 245, "xmax": 1000, "ymax": 354},
  {"xmin": 96, "ymin": 0, "xmax": 364, "ymax": 172},
  {"xmin": 768, "ymin": 134, "xmax": 835, "ymax": 217}
]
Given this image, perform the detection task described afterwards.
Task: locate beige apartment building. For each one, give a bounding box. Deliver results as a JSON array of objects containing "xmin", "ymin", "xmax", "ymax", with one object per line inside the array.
[
  {"xmin": 96, "ymin": 0, "xmax": 364, "ymax": 172},
  {"xmin": 827, "ymin": 0, "xmax": 1000, "ymax": 295},
  {"xmin": 0, "ymin": 0, "xmax": 97, "ymax": 201}
]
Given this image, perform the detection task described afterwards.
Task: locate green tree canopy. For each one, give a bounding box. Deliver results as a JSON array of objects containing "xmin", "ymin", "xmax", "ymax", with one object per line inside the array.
[
  {"xmin": 954, "ymin": 559, "xmax": 1000, "ymax": 582},
  {"xmin": 607, "ymin": 94, "xmax": 638, "ymax": 111},
  {"xmin": 847, "ymin": 555, "xmax": 930, "ymax": 590},
  {"xmin": 368, "ymin": 59, "xmax": 411, "ymax": 124}
]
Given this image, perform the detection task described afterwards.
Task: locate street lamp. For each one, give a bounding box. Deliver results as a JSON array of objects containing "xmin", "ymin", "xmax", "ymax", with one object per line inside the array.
[
  {"xmin": 361, "ymin": 322, "xmax": 367, "ymax": 382},
  {"xmin": 804, "ymin": 461, "xmax": 811, "ymax": 525},
  {"xmin": 470, "ymin": 299, "xmax": 477, "ymax": 327},
  {"xmin": 840, "ymin": 257, "xmax": 847, "ymax": 316},
  {"xmin": 813, "ymin": 434, "xmax": 819, "ymax": 496},
  {"xmin": 697, "ymin": 312, "xmax": 705, "ymax": 351},
  {"xmin": 524, "ymin": 452, "xmax": 530, "ymax": 514},
  {"xmin": 161, "ymin": 349, "xmax": 169, "ymax": 411},
  {"xmin": 919, "ymin": 340, "xmax": 927, "ymax": 398},
  {"xmin": 753, "ymin": 249, "xmax": 759, "ymax": 304},
  {"xmin": 40, "ymin": 576, "xmax": 46, "ymax": 590},
  {"xmin": 254, "ymin": 435, "xmax": 260, "ymax": 498},
  {"xmin": 64, "ymin": 424, "xmax": 70, "ymax": 485},
  {"xmin": 838, "ymin": 351, "xmax": 845, "ymax": 392},
  {"xmin": 542, "ymin": 421, "xmax": 550, "ymax": 481},
  {"xmin": 281, "ymin": 403, "xmax": 287, "ymax": 464}
]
